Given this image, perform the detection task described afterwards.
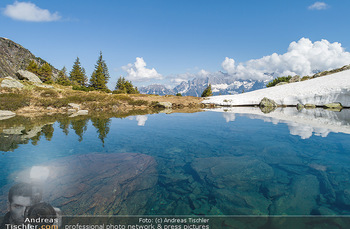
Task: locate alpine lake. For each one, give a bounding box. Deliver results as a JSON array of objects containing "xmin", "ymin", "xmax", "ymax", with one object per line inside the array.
[{"xmin": 1, "ymin": 107, "xmax": 350, "ymax": 227}]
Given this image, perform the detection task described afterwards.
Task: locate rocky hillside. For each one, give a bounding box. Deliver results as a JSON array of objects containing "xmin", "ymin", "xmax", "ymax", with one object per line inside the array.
[{"xmin": 0, "ymin": 37, "xmax": 58, "ymax": 79}]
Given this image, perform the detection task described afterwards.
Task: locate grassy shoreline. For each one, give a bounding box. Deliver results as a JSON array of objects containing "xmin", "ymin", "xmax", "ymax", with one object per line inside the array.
[{"xmin": 0, "ymin": 82, "xmax": 206, "ymax": 117}]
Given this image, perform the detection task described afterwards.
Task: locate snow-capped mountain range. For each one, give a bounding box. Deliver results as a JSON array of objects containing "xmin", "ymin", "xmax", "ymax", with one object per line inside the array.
[{"xmin": 139, "ymin": 72, "xmax": 269, "ymax": 96}]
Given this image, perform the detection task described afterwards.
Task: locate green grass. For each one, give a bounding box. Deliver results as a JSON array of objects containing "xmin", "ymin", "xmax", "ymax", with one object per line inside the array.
[{"xmin": 0, "ymin": 93, "xmax": 31, "ymax": 111}]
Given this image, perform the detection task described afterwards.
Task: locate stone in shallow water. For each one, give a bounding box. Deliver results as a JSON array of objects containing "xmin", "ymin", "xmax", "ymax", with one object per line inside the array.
[
  {"xmin": 191, "ymin": 156, "xmax": 274, "ymax": 215},
  {"xmin": 269, "ymin": 174, "xmax": 320, "ymax": 215},
  {"xmin": 1, "ymin": 153, "xmax": 157, "ymax": 215}
]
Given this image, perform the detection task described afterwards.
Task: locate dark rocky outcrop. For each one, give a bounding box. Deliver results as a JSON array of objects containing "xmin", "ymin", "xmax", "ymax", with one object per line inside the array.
[{"xmin": 0, "ymin": 37, "xmax": 58, "ymax": 79}]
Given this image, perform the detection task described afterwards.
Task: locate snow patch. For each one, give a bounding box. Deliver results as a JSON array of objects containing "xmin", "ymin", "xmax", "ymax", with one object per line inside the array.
[{"xmin": 203, "ymin": 69, "xmax": 350, "ymax": 107}]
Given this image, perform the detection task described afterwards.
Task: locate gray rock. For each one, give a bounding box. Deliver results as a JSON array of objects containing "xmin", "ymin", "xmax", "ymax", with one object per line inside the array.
[
  {"xmin": 259, "ymin": 97, "xmax": 278, "ymax": 108},
  {"xmin": 67, "ymin": 109, "xmax": 76, "ymax": 114},
  {"xmin": 16, "ymin": 70, "xmax": 42, "ymax": 84},
  {"xmin": 77, "ymin": 110, "xmax": 88, "ymax": 115},
  {"xmin": 305, "ymin": 104, "xmax": 316, "ymax": 109},
  {"xmin": 324, "ymin": 103, "xmax": 342, "ymax": 109},
  {"xmin": 270, "ymin": 175, "xmax": 319, "ymax": 215},
  {"xmin": 0, "ymin": 110, "xmax": 16, "ymax": 120},
  {"xmin": 156, "ymin": 102, "xmax": 172, "ymax": 109},
  {"xmin": 275, "ymin": 82, "xmax": 289, "ymax": 86},
  {"xmin": 296, "ymin": 103, "xmax": 304, "ymax": 111},
  {"xmin": 289, "ymin": 75, "xmax": 301, "ymax": 83},
  {"xmin": 69, "ymin": 110, "xmax": 88, "ymax": 118},
  {"xmin": 0, "ymin": 77, "xmax": 24, "ymax": 89},
  {"xmin": 68, "ymin": 103, "xmax": 80, "ymax": 110}
]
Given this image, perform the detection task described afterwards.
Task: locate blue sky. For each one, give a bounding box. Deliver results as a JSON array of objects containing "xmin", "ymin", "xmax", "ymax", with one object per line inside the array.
[{"xmin": 1, "ymin": 0, "xmax": 350, "ymax": 89}]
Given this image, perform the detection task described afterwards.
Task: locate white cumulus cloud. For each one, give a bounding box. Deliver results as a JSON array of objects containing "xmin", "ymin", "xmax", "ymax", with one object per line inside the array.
[
  {"xmin": 122, "ymin": 57, "xmax": 163, "ymax": 82},
  {"xmin": 3, "ymin": 1, "xmax": 61, "ymax": 22},
  {"xmin": 308, "ymin": 2, "xmax": 329, "ymax": 10},
  {"xmin": 222, "ymin": 38, "xmax": 350, "ymax": 81}
]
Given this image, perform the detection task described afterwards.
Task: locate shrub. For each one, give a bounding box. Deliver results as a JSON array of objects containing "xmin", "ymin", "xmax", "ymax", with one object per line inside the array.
[
  {"xmin": 301, "ymin": 76, "xmax": 311, "ymax": 81},
  {"xmin": 266, "ymin": 76, "xmax": 292, "ymax": 87},
  {"xmin": 128, "ymin": 100, "xmax": 148, "ymax": 106},
  {"xmin": 40, "ymin": 89, "xmax": 59, "ymax": 98},
  {"xmin": 0, "ymin": 93, "xmax": 31, "ymax": 111}
]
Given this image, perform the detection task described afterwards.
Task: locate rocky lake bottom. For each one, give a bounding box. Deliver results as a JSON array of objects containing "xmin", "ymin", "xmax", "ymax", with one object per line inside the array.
[{"xmin": 1, "ymin": 109, "xmax": 350, "ymax": 217}]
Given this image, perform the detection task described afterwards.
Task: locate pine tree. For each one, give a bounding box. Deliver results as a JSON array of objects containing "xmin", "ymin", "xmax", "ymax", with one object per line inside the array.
[
  {"xmin": 114, "ymin": 76, "xmax": 139, "ymax": 94},
  {"xmin": 69, "ymin": 57, "xmax": 87, "ymax": 86},
  {"xmin": 26, "ymin": 60, "xmax": 39, "ymax": 74},
  {"xmin": 38, "ymin": 63, "xmax": 53, "ymax": 83},
  {"xmin": 201, "ymin": 84, "xmax": 213, "ymax": 97},
  {"xmin": 114, "ymin": 76, "xmax": 127, "ymax": 93},
  {"xmin": 90, "ymin": 62, "xmax": 108, "ymax": 90},
  {"xmin": 57, "ymin": 66, "xmax": 71, "ymax": 86},
  {"xmin": 97, "ymin": 51, "xmax": 109, "ymax": 81},
  {"xmin": 89, "ymin": 52, "xmax": 110, "ymax": 91}
]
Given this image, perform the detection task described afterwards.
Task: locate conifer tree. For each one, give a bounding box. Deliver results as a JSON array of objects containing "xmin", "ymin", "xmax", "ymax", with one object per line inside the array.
[
  {"xmin": 89, "ymin": 52, "xmax": 109, "ymax": 91},
  {"xmin": 114, "ymin": 76, "xmax": 139, "ymax": 94},
  {"xmin": 57, "ymin": 66, "xmax": 71, "ymax": 86},
  {"xmin": 26, "ymin": 60, "xmax": 39, "ymax": 74},
  {"xmin": 39, "ymin": 63, "xmax": 53, "ymax": 83},
  {"xmin": 97, "ymin": 51, "xmax": 109, "ymax": 81},
  {"xmin": 69, "ymin": 57, "xmax": 87, "ymax": 86},
  {"xmin": 201, "ymin": 84, "xmax": 213, "ymax": 97},
  {"xmin": 90, "ymin": 62, "xmax": 108, "ymax": 90}
]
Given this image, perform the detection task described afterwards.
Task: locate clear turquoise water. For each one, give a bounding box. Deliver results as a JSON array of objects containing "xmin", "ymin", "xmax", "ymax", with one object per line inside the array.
[{"xmin": 1, "ymin": 111, "xmax": 350, "ymax": 216}]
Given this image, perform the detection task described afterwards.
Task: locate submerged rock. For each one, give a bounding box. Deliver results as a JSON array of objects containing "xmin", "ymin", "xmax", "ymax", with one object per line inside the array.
[
  {"xmin": 269, "ymin": 175, "xmax": 319, "ymax": 215},
  {"xmin": 191, "ymin": 156, "xmax": 274, "ymax": 215},
  {"xmin": 2, "ymin": 153, "xmax": 158, "ymax": 215}
]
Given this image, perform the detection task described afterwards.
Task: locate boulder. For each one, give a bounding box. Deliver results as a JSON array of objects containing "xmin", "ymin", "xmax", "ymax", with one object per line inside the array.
[
  {"xmin": 69, "ymin": 110, "xmax": 88, "ymax": 118},
  {"xmin": 324, "ymin": 103, "xmax": 343, "ymax": 109},
  {"xmin": 275, "ymin": 82, "xmax": 288, "ymax": 86},
  {"xmin": 289, "ymin": 75, "xmax": 301, "ymax": 83},
  {"xmin": 68, "ymin": 103, "xmax": 80, "ymax": 110},
  {"xmin": 305, "ymin": 104, "xmax": 316, "ymax": 109},
  {"xmin": 269, "ymin": 175, "xmax": 319, "ymax": 215},
  {"xmin": 156, "ymin": 102, "xmax": 172, "ymax": 109},
  {"xmin": 0, "ymin": 77, "xmax": 24, "ymax": 89},
  {"xmin": 0, "ymin": 110, "xmax": 16, "ymax": 120},
  {"xmin": 296, "ymin": 103, "xmax": 304, "ymax": 111},
  {"xmin": 16, "ymin": 70, "xmax": 42, "ymax": 84},
  {"xmin": 2, "ymin": 153, "xmax": 158, "ymax": 215},
  {"xmin": 259, "ymin": 97, "xmax": 278, "ymax": 108}
]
